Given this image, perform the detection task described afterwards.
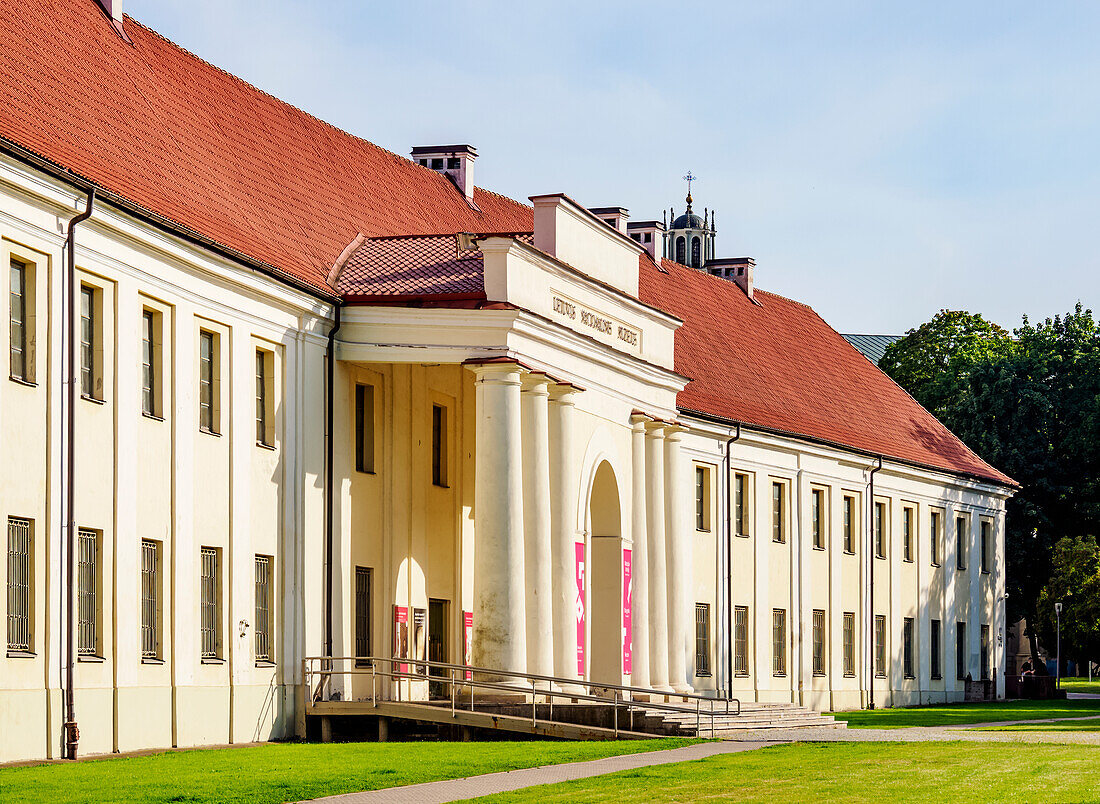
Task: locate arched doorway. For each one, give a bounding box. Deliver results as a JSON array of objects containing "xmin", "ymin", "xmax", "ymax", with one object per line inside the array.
[{"xmin": 586, "ymin": 460, "xmax": 623, "ymax": 686}]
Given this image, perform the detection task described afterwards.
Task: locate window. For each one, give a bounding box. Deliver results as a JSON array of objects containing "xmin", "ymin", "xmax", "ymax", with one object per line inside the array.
[
  {"xmin": 873, "ymin": 615, "xmax": 887, "ymax": 677},
  {"xmin": 843, "ymin": 612, "xmax": 856, "ymax": 677},
  {"xmin": 430, "ymin": 157, "xmax": 444, "ymax": 169},
  {"xmin": 140, "ymin": 540, "xmax": 160, "ymax": 660},
  {"xmin": 255, "ymin": 349, "xmax": 274, "ymax": 446},
  {"xmin": 734, "ymin": 606, "xmax": 749, "ymax": 676},
  {"xmin": 200, "ymin": 547, "xmax": 221, "ymax": 659},
  {"xmin": 141, "ymin": 310, "xmax": 157, "ymax": 416},
  {"xmin": 695, "ymin": 467, "xmax": 710, "ymax": 531},
  {"xmin": 980, "ymin": 624, "xmax": 990, "ymax": 680},
  {"xmin": 6, "ymin": 517, "xmax": 33, "ymax": 652},
  {"xmin": 956, "ymin": 515, "xmax": 968, "ymax": 570},
  {"xmin": 254, "ymin": 555, "xmax": 272, "ymax": 663},
  {"xmin": 691, "ymin": 237, "xmax": 701, "ymax": 268},
  {"xmin": 902, "ymin": 506, "xmax": 914, "ymax": 562},
  {"xmin": 79, "ymin": 285, "xmax": 99, "ymax": 399},
  {"xmin": 355, "ymin": 567, "xmax": 372, "ymax": 666},
  {"xmin": 812, "ymin": 488, "xmax": 826, "ymax": 550},
  {"xmin": 198, "ymin": 330, "xmax": 219, "ymax": 433},
  {"xmin": 772, "ymin": 608, "xmax": 786, "ymax": 676},
  {"xmin": 771, "ymin": 482, "xmax": 785, "ymax": 543},
  {"xmin": 77, "ymin": 528, "xmax": 99, "ymax": 656},
  {"xmin": 843, "ymin": 495, "xmax": 856, "ymax": 554},
  {"xmin": 930, "ymin": 510, "xmax": 942, "ymax": 566},
  {"xmin": 903, "ymin": 617, "xmax": 915, "ymax": 678},
  {"xmin": 931, "ymin": 619, "xmax": 942, "ymax": 679},
  {"xmin": 980, "ymin": 521, "xmax": 991, "ymax": 573},
  {"xmin": 695, "ymin": 603, "xmax": 711, "ymax": 676},
  {"xmin": 354, "ymin": 384, "xmax": 376, "ymax": 474},
  {"xmin": 812, "ymin": 609, "xmax": 826, "ymax": 676},
  {"xmin": 874, "ymin": 501, "xmax": 887, "ymax": 558},
  {"xmin": 432, "ymin": 404, "xmax": 448, "ymax": 487},
  {"xmin": 675, "ymin": 236, "xmax": 686, "ymax": 265},
  {"xmin": 956, "ymin": 621, "xmax": 967, "ymax": 680},
  {"xmin": 447, "ymin": 157, "xmax": 461, "ymax": 170},
  {"xmin": 9, "ymin": 258, "xmax": 31, "ymax": 382},
  {"xmin": 733, "ymin": 473, "xmax": 749, "ymax": 537}
]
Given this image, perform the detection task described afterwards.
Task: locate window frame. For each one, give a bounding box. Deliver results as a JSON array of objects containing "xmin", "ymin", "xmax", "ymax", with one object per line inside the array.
[
  {"xmin": 811, "ymin": 487, "xmax": 827, "ymax": 550},
  {"xmin": 874, "ymin": 500, "xmax": 888, "ymax": 559},
  {"xmin": 733, "ymin": 605, "xmax": 749, "ymax": 677},
  {"xmin": 140, "ymin": 539, "xmax": 161, "ymax": 661},
  {"xmin": 254, "ymin": 554, "xmax": 273, "ymax": 664},
  {"xmin": 255, "ymin": 347, "xmax": 275, "ymax": 448},
  {"xmin": 902, "ymin": 504, "xmax": 915, "ymax": 563},
  {"xmin": 694, "ymin": 465, "xmax": 713, "ymax": 532},
  {"xmin": 6, "ymin": 516, "xmax": 34, "ymax": 653},
  {"xmin": 903, "ymin": 617, "xmax": 915, "ymax": 678},
  {"xmin": 843, "ymin": 611, "xmax": 856, "ymax": 677},
  {"xmin": 200, "ymin": 546, "xmax": 222, "ymax": 660},
  {"xmin": 930, "ymin": 619, "xmax": 942, "ymax": 680},
  {"xmin": 874, "ymin": 614, "xmax": 887, "ymax": 678},
  {"xmin": 198, "ymin": 329, "xmax": 220, "ymax": 435},
  {"xmin": 842, "ymin": 494, "xmax": 857, "ymax": 554},
  {"xmin": 354, "ymin": 382, "xmax": 377, "ymax": 474},
  {"xmin": 694, "ymin": 603, "xmax": 711, "ymax": 677},
  {"xmin": 771, "ymin": 480, "xmax": 787, "ymax": 544},
  {"xmin": 733, "ymin": 472, "xmax": 751, "ymax": 538},
  {"xmin": 772, "ymin": 608, "xmax": 787, "ymax": 676},
  {"xmin": 9, "ymin": 256, "xmax": 34, "ymax": 384},
  {"xmin": 812, "ymin": 609, "xmax": 826, "ymax": 676},
  {"xmin": 76, "ymin": 528, "xmax": 101, "ymax": 657},
  {"xmin": 355, "ymin": 566, "xmax": 373, "ymax": 667},
  {"xmin": 930, "ymin": 509, "xmax": 943, "ymax": 567},
  {"xmin": 980, "ymin": 519, "xmax": 991, "ymax": 574},
  {"xmin": 431, "ymin": 403, "xmax": 449, "ymax": 488},
  {"xmin": 956, "ymin": 621, "xmax": 967, "ymax": 681},
  {"xmin": 79, "ymin": 283, "xmax": 101, "ymax": 400},
  {"xmin": 141, "ymin": 309, "xmax": 158, "ymax": 417},
  {"xmin": 956, "ymin": 514, "xmax": 968, "ymax": 571},
  {"xmin": 980, "ymin": 624, "xmax": 990, "ymax": 680}
]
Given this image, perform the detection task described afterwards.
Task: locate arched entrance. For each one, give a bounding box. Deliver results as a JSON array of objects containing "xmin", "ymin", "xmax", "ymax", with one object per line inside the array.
[{"xmin": 586, "ymin": 460, "xmax": 624, "ymax": 686}]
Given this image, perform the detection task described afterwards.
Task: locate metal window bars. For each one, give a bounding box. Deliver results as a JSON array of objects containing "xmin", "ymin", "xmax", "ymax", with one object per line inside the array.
[
  {"xmin": 303, "ymin": 654, "xmax": 740, "ymax": 739},
  {"xmin": 7, "ymin": 518, "xmax": 32, "ymax": 651},
  {"xmin": 77, "ymin": 529, "xmax": 97, "ymax": 655},
  {"xmin": 255, "ymin": 556, "xmax": 271, "ymax": 662},
  {"xmin": 141, "ymin": 540, "xmax": 159, "ymax": 658},
  {"xmin": 200, "ymin": 547, "xmax": 219, "ymax": 658}
]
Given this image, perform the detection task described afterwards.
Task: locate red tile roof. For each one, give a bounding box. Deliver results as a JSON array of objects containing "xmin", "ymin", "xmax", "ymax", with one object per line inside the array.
[
  {"xmin": 0, "ymin": 1, "xmax": 533, "ymax": 295},
  {"xmin": 640, "ymin": 258, "xmax": 1015, "ymax": 486}
]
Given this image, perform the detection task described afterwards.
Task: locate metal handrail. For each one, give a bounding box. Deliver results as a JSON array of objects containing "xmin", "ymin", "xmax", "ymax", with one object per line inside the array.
[{"xmin": 304, "ymin": 654, "xmax": 742, "ymax": 738}]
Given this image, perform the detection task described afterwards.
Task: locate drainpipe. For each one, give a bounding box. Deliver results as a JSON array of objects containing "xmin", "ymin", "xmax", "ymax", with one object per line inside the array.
[
  {"xmin": 64, "ymin": 189, "xmax": 94, "ymax": 760},
  {"xmin": 723, "ymin": 422, "xmax": 741, "ymax": 699},
  {"xmin": 867, "ymin": 456, "xmax": 882, "ymax": 711},
  {"xmin": 324, "ymin": 302, "xmax": 343, "ymax": 661}
]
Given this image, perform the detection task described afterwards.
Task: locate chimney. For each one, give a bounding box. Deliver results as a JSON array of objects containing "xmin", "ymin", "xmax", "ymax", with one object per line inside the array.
[
  {"xmin": 625, "ymin": 220, "xmax": 666, "ymax": 261},
  {"xmin": 411, "ymin": 145, "xmax": 477, "ymax": 202},
  {"xmin": 588, "ymin": 206, "xmax": 629, "ymax": 234},
  {"xmin": 706, "ymin": 256, "xmax": 755, "ymax": 300},
  {"xmin": 97, "ymin": 0, "xmax": 123, "ymax": 23}
]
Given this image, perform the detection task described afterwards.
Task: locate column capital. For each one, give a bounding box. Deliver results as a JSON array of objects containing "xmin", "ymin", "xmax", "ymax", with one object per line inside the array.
[
  {"xmin": 630, "ymin": 412, "xmax": 651, "ymax": 432},
  {"xmin": 521, "ymin": 371, "xmax": 552, "ymax": 395},
  {"xmin": 644, "ymin": 419, "xmax": 667, "ymax": 438},
  {"xmin": 548, "ymin": 382, "xmax": 579, "ymax": 404},
  {"xmin": 467, "ymin": 359, "xmax": 522, "ymax": 384}
]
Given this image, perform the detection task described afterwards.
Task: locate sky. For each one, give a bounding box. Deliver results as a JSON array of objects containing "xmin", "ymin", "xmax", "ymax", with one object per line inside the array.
[{"xmin": 128, "ymin": 0, "xmax": 1100, "ymax": 334}]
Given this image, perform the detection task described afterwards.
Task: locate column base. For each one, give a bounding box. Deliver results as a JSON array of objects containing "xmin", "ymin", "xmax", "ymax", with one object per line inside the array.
[{"xmin": 671, "ymin": 682, "xmax": 695, "ymax": 696}]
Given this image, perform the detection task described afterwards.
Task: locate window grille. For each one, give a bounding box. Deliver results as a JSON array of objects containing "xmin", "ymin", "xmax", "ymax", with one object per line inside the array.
[
  {"xmin": 199, "ymin": 331, "xmax": 215, "ymax": 432},
  {"xmin": 355, "ymin": 567, "xmax": 372, "ymax": 666},
  {"xmin": 903, "ymin": 617, "xmax": 915, "ymax": 678},
  {"xmin": 930, "ymin": 619, "xmax": 942, "ymax": 679},
  {"xmin": 771, "ymin": 483, "xmax": 784, "ymax": 543},
  {"xmin": 980, "ymin": 624, "xmax": 990, "ymax": 680},
  {"xmin": 812, "ymin": 609, "xmax": 826, "ymax": 676},
  {"xmin": 931, "ymin": 511, "xmax": 941, "ymax": 565},
  {"xmin": 141, "ymin": 540, "xmax": 160, "ymax": 659},
  {"xmin": 956, "ymin": 516, "xmax": 967, "ymax": 570},
  {"xmin": 734, "ymin": 606, "xmax": 749, "ymax": 676},
  {"xmin": 874, "ymin": 614, "xmax": 886, "ymax": 678},
  {"xmin": 254, "ymin": 555, "xmax": 272, "ymax": 662},
  {"xmin": 734, "ymin": 474, "xmax": 747, "ymax": 537},
  {"xmin": 956, "ymin": 621, "xmax": 967, "ymax": 680},
  {"xmin": 695, "ymin": 603, "xmax": 711, "ymax": 676},
  {"xmin": 812, "ymin": 490, "xmax": 825, "ymax": 549},
  {"xmin": 9, "ymin": 259, "xmax": 27, "ymax": 380},
  {"xmin": 200, "ymin": 547, "xmax": 219, "ymax": 658},
  {"xmin": 7, "ymin": 517, "xmax": 32, "ymax": 651},
  {"xmin": 772, "ymin": 609, "xmax": 786, "ymax": 676},
  {"xmin": 80, "ymin": 286, "xmax": 95, "ymax": 398},
  {"xmin": 77, "ymin": 529, "xmax": 98, "ymax": 655},
  {"xmin": 355, "ymin": 384, "xmax": 375, "ymax": 473},
  {"xmin": 843, "ymin": 612, "xmax": 856, "ymax": 677},
  {"xmin": 142, "ymin": 311, "xmax": 156, "ymax": 415},
  {"xmin": 843, "ymin": 496, "xmax": 855, "ymax": 553}
]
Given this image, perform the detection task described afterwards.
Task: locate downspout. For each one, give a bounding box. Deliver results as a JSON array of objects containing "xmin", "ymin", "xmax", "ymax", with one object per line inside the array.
[
  {"xmin": 64, "ymin": 189, "xmax": 95, "ymax": 760},
  {"xmin": 723, "ymin": 422, "xmax": 741, "ymax": 699},
  {"xmin": 867, "ymin": 455, "xmax": 882, "ymax": 710},
  {"xmin": 324, "ymin": 302, "xmax": 343, "ymax": 661}
]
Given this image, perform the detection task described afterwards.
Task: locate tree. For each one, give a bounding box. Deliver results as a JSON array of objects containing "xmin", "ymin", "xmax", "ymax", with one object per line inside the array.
[
  {"xmin": 1037, "ymin": 535, "xmax": 1100, "ymax": 674},
  {"xmin": 882, "ymin": 305, "xmax": 1100, "ymax": 671},
  {"xmin": 879, "ymin": 310, "xmax": 1013, "ymax": 425}
]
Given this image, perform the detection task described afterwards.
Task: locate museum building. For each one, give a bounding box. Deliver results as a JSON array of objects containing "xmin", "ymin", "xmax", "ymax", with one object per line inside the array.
[{"xmin": 0, "ymin": 0, "xmax": 1015, "ymax": 762}]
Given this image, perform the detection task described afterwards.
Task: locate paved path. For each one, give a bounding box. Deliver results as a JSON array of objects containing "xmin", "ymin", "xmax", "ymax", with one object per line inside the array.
[
  {"xmin": 300, "ymin": 741, "xmax": 779, "ymax": 804},
  {"xmin": 714, "ymin": 724, "xmax": 1100, "ymax": 745}
]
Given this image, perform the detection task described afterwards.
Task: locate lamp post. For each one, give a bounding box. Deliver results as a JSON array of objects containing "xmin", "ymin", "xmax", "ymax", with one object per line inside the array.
[{"xmin": 1054, "ymin": 602, "xmax": 1062, "ymax": 689}]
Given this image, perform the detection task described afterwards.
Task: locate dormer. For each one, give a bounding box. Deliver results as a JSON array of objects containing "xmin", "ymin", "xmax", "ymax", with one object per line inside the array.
[{"xmin": 411, "ymin": 144, "xmax": 477, "ymax": 202}]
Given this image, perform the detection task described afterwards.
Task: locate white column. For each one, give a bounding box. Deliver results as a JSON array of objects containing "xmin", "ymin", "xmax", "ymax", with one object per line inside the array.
[
  {"xmin": 664, "ymin": 426, "xmax": 693, "ymax": 694},
  {"xmin": 470, "ymin": 362, "xmax": 526, "ymax": 675},
  {"xmin": 521, "ymin": 374, "xmax": 554, "ymax": 681},
  {"xmin": 548, "ymin": 384, "xmax": 579, "ymax": 685},
  {"xmin": 943, "ymin": 502, "xmax": 959, "ymax": 699},
  {"xmin": 994, "ymin": 509, "xmax": 1006, "ymax": 699},
  {"xmin": 968, "ymin": 512, "xmax": 982, "ymax": 680},
  {"xmin": 645, "ymin": 422, "xmax": 671, "ymax": 691},
  {"xmin": 629, "ymin": 415, "xmax": 650, "ymax": 688}
]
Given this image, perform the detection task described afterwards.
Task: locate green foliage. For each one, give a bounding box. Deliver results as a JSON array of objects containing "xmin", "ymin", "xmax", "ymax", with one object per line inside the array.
[
  {"xmin": 1037, "ymin": 534, "xmax": 1100, "ymax": 664},
  {"xmin": 882, "ymin": 304, "xmax": 1100, "ymax": 633}
]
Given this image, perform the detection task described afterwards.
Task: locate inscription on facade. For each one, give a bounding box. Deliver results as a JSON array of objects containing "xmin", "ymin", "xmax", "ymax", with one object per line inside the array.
[{"xmin": 550, "ymin": 293, "xmax": 642, "ymax": 355}]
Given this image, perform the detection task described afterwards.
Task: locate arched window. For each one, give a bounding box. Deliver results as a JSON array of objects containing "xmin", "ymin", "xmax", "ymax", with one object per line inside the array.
[
  {"xmin": 675, "ymin": 236, "xmax": 686, "ymax": 265},
  {"xmin": 691, "ymin": 237, "xmax": 701, "ymax": 268}
]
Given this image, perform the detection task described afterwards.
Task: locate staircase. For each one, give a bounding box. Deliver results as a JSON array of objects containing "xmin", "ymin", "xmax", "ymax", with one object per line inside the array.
[{"xmin": 632, "ymin": 700, "xmax": 846, "ymax": 737}]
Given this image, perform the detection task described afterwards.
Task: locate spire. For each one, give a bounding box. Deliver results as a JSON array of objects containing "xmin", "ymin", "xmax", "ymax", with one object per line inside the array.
[{"xmin": 682, "ymin": 171, "xmax": 696, "ymax": 214}]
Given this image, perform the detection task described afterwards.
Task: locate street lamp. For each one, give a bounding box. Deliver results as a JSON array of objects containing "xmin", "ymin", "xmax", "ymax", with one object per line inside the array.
[{"xmin": 1055, "ymin": 602, "xmax": 1062, "ymax": 689}]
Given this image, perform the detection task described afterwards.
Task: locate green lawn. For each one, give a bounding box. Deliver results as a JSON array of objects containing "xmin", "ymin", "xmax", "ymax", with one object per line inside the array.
[
  {"xmin": 833, "ymin": 698, "xmax": 1100, "ymax": 728},
  {"xmin": 972, "ymin": 719, "xmax": 1100, "ymax": 732},
  {"xmin": 0, "ymin": 739, "xmax": 697, "ymax": 804},
  {"xmin": 1063, "ymin": 679, "xmax": 1100, "ymax": 695},
  {"xmin": 464, "ymin": 742, "xmax": 1100, "ymax": 804}
]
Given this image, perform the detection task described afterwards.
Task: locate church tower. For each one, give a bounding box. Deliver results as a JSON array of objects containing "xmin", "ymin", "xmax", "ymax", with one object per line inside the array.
[{"xmin": 663, "ymin": 171, "xmax": 716, "ymax": 268}]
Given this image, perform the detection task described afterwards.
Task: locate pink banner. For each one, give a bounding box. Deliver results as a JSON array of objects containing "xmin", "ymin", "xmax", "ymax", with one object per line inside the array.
[
  {"xmin": 575, "ymin": 542, "xmax": 586, "ymax": 676},
  {"xmin": 463, "ymin": 610, "xmax": 473, "ymax": 681},
  {"xmin": 393, "ymin": 605, "xmax": 409, "ymax": 674},
  {"xmin": 622, "ymin": 548, "xmax": 632, "ymax": 675}
]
